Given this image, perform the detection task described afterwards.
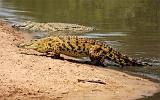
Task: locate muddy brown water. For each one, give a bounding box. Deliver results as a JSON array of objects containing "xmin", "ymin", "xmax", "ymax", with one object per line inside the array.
[{"xmin": 0, "ymin": 0, "xmax": 160, "ymax": 99}]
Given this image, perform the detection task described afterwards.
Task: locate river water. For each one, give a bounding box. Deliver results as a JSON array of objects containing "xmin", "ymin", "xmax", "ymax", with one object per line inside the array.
[{"xmin": 0, "ymin": 0, "xmax": 160, "ymax": 99}]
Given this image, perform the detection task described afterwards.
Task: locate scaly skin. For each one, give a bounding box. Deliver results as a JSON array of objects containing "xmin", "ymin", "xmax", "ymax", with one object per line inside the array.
[{"xmin": 18, "ymin": 36, "xmax": 149, "ymax": 66}]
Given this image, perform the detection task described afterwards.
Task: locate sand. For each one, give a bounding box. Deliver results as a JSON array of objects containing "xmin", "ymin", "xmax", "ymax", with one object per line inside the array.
[{"xmin": 0, "ymin": 20, "xmax": 159, "ymax": 100}]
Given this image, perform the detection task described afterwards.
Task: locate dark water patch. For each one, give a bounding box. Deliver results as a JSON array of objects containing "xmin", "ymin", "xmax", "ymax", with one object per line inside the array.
[{"xmin": 137, "ymin": 92, "xmax": 160, "ymax": 100}]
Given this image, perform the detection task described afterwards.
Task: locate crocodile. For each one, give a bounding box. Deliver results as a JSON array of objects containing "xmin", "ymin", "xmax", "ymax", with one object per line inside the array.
[
  {"xmin": 12, "ymin": 21, "xmax": 95, "ymax": 33},
  {"xmin": 18, "ymin": 36, "xmax": 150, "ymax": 66}
]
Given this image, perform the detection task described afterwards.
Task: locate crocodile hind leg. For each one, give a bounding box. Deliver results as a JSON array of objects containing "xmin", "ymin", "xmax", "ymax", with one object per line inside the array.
[{"xmin": 89, "ymin": 45, "xmax": 105, "ymax": 66}]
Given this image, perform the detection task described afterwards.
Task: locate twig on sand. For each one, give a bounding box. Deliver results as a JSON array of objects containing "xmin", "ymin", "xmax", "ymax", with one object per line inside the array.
[{"xmin": 78, "ymin": 79, "xmax": 106, "ymax": 85}]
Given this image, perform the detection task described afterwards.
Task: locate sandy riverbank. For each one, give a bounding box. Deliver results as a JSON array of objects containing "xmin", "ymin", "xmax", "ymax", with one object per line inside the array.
[{"xmin": 0, "ymin": 20, "xmax": 159, "ymax": 100}]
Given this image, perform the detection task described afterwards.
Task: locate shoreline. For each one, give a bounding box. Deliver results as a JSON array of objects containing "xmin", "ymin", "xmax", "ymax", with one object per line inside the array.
[{"xmin": 0, "ymin": 20, "xmax": 159, "ymax": 100}]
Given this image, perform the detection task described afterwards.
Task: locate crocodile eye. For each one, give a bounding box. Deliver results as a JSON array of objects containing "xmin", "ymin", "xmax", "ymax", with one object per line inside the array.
[{"xmin": 31, "ymin": 39, "xmax": 38, "ymax": 42}]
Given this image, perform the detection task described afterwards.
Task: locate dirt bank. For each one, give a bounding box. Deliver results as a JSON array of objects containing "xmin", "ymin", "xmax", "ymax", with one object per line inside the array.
[{"xmin": 0, "ymin": 20, "xmax": 159, "ymax": 100}]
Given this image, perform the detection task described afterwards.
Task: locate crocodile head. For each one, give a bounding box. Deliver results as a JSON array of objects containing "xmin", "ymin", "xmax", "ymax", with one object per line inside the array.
[{"xmin": 18, "ymin": 39, "xmax": 50, "ymax": 53}]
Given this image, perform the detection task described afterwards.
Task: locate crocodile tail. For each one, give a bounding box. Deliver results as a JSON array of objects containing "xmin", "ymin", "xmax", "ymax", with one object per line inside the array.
[{"xmin": 104, "ymin": 47, "xmax": 149, "ymax": 66}]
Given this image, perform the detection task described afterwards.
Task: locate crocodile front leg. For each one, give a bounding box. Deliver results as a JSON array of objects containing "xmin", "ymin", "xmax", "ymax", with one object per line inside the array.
[
  {"xmin": 89, "ymin": 45, "xmax": 105, "ymax": 66},
  {"xmin": 48, "ymin": 44, "xmax": 61, "ymax": 59}
]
